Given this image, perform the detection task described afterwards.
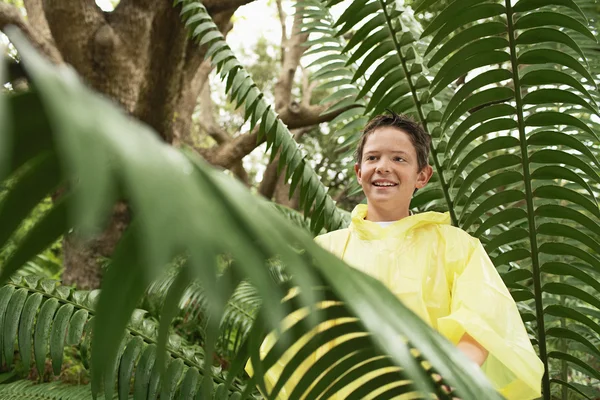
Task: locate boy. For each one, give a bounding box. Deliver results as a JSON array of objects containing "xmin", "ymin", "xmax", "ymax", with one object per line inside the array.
[{"xmin": 252, "ymin": 113, "xmax": 544, "ymax": 399}]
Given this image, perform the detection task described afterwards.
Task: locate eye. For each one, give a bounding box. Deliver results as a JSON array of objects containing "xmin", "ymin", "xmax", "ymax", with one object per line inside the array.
[
  {"xmin": 394, "ymin": 156, "xmax": 405, "ymax": 162},
  {"xmin": 366, "ymin": 155, "xmax": 378, "ymax": 161}
]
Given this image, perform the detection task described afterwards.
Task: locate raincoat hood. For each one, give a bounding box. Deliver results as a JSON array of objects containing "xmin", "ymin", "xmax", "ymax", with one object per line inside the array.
[{"xmin": 350, "ymin": 204, "xmax": 451, "ymax": 240}]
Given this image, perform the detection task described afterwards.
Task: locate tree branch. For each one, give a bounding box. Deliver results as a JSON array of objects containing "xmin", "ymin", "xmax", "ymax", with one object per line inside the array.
[
  {"xmin": 276, "ymin": 0, "xmax": 287, "ymax": 60},
  {"xmin": 0, "ymin": 2, "xmax": 62, "ymax": 63},
  {"xmin": 23, "ymin": 0, "xmax": 53, "ymax": 42},
  {"xmin": 259, "ymin": 127, "xmax": 311, "ymax": 199},
  {"xmin": 42, "ymin": 0, "xmax": 104, "ymax": 70},
  {"xmin": 198, "ymin": 73, "xmax": 230, "ymax": 145},
  {"xmin": 204, "ymin": 0, "xmax": 257, "ymax": 14},
  {"xmin": 274, "ymin": 6, "xmax": 309, "ymax": 111}
]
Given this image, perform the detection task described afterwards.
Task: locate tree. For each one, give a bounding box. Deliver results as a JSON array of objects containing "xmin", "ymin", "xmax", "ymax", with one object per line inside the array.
[
  {"xmin": 0, "ymin": 0, "xmax": 599, "ymax": 399},
  {"xmin": 0, "ymin": 0, "xmax": 349, "ymax": 289}
]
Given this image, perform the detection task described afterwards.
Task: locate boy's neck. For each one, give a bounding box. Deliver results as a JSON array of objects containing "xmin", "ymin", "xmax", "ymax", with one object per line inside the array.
[{"xmin": 365, "ymin": 203, "xmax": 410, "ymax": 222}]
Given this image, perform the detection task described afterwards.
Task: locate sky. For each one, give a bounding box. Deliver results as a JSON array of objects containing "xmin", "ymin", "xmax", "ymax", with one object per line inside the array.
[{"xmin": 95, "ymin": 0, "xmax": 284, "ymax": 58}]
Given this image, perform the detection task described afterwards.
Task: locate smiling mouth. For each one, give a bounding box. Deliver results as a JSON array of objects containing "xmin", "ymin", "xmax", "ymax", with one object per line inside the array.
[{"xmin": 372, "ymin": 182, "xmax": 398, "ymax": 187}]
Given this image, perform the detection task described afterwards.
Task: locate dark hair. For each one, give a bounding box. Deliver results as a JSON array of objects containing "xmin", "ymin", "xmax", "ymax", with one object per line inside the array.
[{"xmin": 355, "ymin": 111, "xmax": 431, "ymax": 171}]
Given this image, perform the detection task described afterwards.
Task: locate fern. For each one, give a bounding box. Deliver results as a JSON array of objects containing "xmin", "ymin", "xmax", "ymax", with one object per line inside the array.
[
  {"xmin": 0, "ymin": 380, "xmax": 96, "ymax": 400},
  {"xmin": 300, "ymin": 0, "xmax": 457, "ymax": 218},
  {"xmin": 417, "ymin": 0, "xmax": 600, "ymax": 397},
  {"xmin": 175, "ymin": 0, "xmax": 350, "ymax": 235},
  {"xmin": 0, "ymin": 276, "xmax": 249, "ymax": 399}
]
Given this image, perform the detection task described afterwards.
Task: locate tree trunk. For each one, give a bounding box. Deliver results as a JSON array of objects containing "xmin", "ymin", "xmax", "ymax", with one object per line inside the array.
[
  {"xmin": 0, "ymin": 0, "xmax": 349, "ymax": 288},
  {"xmin": 29, "ymin": 0, "xmax": 241, "ymax": 288}
]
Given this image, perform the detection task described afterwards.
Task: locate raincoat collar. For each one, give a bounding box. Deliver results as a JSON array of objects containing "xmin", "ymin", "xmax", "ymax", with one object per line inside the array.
[{"xmin": 350, "ymin": 204, "xmax": 451, "ymax": 240}]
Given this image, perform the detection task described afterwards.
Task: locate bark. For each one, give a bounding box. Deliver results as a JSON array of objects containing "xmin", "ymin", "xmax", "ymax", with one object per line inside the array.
[
  {"xmin": 62, "ymin": 202, "xmax": 130, "ymax": 290},
  {"xmin": 0, "ymin": 2, "xmax": 62, "ymax": 63},
  {"xmin": 1, "ymin": 0, "xmax": 246, "ymax": 288},
  {"xmin": 1, "ymin": 0, "xmax": 348, "ymax": 288}
]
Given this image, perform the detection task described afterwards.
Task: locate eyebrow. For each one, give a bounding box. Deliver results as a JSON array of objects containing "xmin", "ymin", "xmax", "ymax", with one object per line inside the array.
[{"xmin": 363, "ymin": 150, "xmax": 410, "ymax": 156}]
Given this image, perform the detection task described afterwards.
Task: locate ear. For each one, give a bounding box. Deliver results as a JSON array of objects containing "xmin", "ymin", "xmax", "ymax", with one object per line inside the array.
[
  {"xmin": 416, "ymin": 165, "xmax": 433, "ymax": 189},
  {"xmin": 354, "ymin": 163, "xmax": 362, "ymax": 184}
]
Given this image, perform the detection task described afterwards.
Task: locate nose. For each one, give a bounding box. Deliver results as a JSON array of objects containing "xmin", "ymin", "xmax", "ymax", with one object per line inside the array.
[{"xmin": 375, "ymin": 157, "xmax": 391, "ymax": 173}]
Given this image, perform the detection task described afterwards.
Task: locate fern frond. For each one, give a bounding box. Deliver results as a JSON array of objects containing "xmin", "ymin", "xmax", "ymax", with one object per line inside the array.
[
  {"xmin": 0, "ymin": 380, "xmax": 95, "ymax": 400},
  {"xmin": 308, "ymin": 0, "xmax": 458, "ymax": 219},
  {"xmin": 420, "ymin": 0, "xmax": 600, "ymax": 396},
  {"xmin": 0, "ymin": 276, "xmax": 248, "ymax": 399},
  {"xmin": 175, "ymin": 0, "xmax": 350, "ymax": 235}
]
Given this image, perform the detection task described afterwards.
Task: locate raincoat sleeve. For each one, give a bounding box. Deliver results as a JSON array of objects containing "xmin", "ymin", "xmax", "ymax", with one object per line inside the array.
[{"xmin": 437, "ymin": 231, "xmax": 544, "ymax": 400}]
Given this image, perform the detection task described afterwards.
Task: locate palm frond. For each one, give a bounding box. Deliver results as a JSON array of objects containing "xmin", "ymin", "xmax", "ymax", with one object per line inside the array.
[
  {"xmin": 419, "ymin": 0, "xmax": 600, "ymax": 396},
  {"xmin": 0, "ymin": 380, "xmax": 96, "ymax": 400},
  {"xmin": 0, "ymin": 29, "xmax": 503, "ymax": 400},
  {"xmin": 305, "ymin": 0, "xmax": 458, "ymax": 218},
  {"xmin": 0, "ymin": 276, "xmax": 248, "ymax": 399},
  {"xmin": 176, "ymin": 0, "xmax": 349, "ymax": 235},
  {"xmin": 296, "ymin": 0, "xmax": 369, "ymax": 155}
]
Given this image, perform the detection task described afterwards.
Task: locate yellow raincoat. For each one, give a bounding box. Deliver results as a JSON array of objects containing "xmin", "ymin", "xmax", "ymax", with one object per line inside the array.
[{"xmin": 249, "ymin": 205, "xmax": 544, "ymax": 399}]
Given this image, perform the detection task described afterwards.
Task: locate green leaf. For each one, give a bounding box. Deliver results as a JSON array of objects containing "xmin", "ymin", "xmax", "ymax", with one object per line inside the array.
[
  {"xmin": 50, "ymin": 303, "xmax": 74, "ymax": 375},
  {"xmin": 541, "ymin": 262, "xmax": 600, "ymax": 294},
  {"xmin": 520, "ymin": 69, "xmax": 597, "ymax": 105},
  {"xmin": 548, "ymin": 351, "xmax": 600, "ymax": 380},
  {"xmin": 66, "ymin": 309, "xmax": 89, "ymax": 346},
  {"xmin": 0, "ymin": 58, "xmax": 9, "ymax": 182},
  {"xmin": 421, "ymin": 0, "xmax": 485, "ymax": 38},
  {"xmin": 443, "ymin": 87, "xmax": 514, "ymax": 129},
  {"xmin": 161, "ymin": 358, "xmax": 184, "ymax": 400},
  {"xmin": 431, "ymin": 51, "xmax": 510, "ymax": 97},
  {"xmin": 442, "ymin": 70, "xmax": 512, "ymax": 124},
  {"xmin": 358, "ymin": 57, "xmax": 402, "ymax": 97},
  {"xmin": 461, "ymin": 190, "xmax": 525, "ymax": 231},
  {"xmin": 485, "ymin": 228, "xmax": 529, "ymax": 254},
  {"xmin": 525, "ymin": 111, "xmax": 598, "ymax": 141},
  {"xmin": 513, "ymin": 0, "xmax": 586, "ymax": 19},
  {"xmin": 179, "ymin": 367, "xmax": 200, "ymax": 399},
  {"xmin": 545, "ymin": 305, "xmax": 600, "ymax": 337},
  {"xmin": 133, "ymin": 344, "xmax": 156, "ymax": 400},
  {"xmin": 0, "ymin": 200, "xmax": 68, "ymax": 284},
  {"xmin": 473, "ymin": 208, "xmax": 527, "ymax": 237},
  {"xmin": 461, "ymin": 171, "xmax": 523, "ymax": 213},
  {"xmin": 518, "ymin": 49, "xmax": 596, "ymax": 88},
  {"xmin": 119, "ymin": 336, "xmax": 144, "ymax": 400},
  {"xmin": 549, "ymin": 379, "xmax": 597, "ymax": 400},
  {"xmin": 427, "ymin": 22, "xmax": 506, "ymax": 66},
  {"xmin": 453, "ymin": 137, "xmax": 520, "ymax": 183},
  {"xmin": 535, "ymin": 204, "xmax": 600, "ymax": 238},
  {"xmin": 527, "ymin": 130, "xmax": 600, "ymax": 170},
  {"xmin": 531, "ymin": 165, "xmax": 597, "ymax": 200},
  {"xmin": 523, "ymin": 88, "xmax": 597, "ymax": 115},
  {"xmin": 431, "ymin": 37, "xmax": 509, "ymax": 91},
  {"xmin": 34, "ymin": 297, "xmax": 59, "ymax": 377},
  {"xmin": 451, "ymin": 154, "xmax": 521, "ymax": 191},
  {"xmin": 544, "ymin": 282, "xmax": 600, "ymax": 310},
  {"xmin": 2, "ymin": 288, "xmax": 27, "ymax": 366},
  {"xmin": 0, "ymin": 153, "xmax": 61, "ymax": 252},
  {"xmin": 539, "ymin": 242, "xmax": 600, "ymax": 270},
  {"xmin": 529, "ymin": 149, "xmax": 600, "ymax": 186},
  {"xmin": 534, "ymin": 185, "xmax": 600, "ymax": 219},
  {"xmin": 514, "ymin": 11, "xmax": 595, "ymax": 42},
  {"xmin": 17, "ymin": 292, "xmax": 43, "ymax": 371},
  {"xmin": 516, "ymin": 28, "xmax": 587, "ymax": 63},
  {"xmin": 492, "ymin": 248, "xmax": 531, "ymax": 267}
]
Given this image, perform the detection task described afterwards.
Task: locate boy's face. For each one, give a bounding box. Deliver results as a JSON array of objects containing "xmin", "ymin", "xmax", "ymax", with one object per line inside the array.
[{"xmin": 354, "ymin": 127, "xmax": 433, "ymax": 211}]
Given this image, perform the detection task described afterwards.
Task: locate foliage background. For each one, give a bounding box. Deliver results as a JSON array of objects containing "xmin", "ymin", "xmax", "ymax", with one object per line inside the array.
[{"xmin": 0, "ymin": 0, "xmax": 599, "ymax": 399}]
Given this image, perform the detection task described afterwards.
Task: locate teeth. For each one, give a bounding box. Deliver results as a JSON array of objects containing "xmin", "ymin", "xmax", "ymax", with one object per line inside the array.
[{"xmin": 374, "ymin": 183, "xmax": 396, "ymax": 187}]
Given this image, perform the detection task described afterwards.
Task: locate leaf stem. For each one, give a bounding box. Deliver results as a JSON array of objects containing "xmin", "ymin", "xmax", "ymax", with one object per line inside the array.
[
  {"xmin": 505, "ymin": 2, "xmax": 550, "ymax": 398},
  {"xmin": 377, "ymin": 0, "xmax": 457, "ymax": 225}
]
